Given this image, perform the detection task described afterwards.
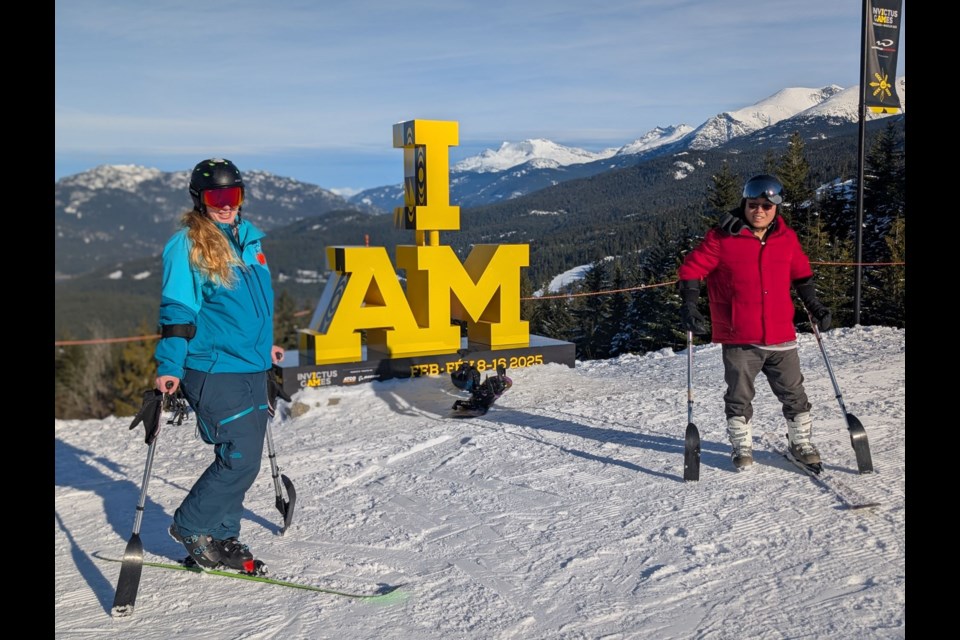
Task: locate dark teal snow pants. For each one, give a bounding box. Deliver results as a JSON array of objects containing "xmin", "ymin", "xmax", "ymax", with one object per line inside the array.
[{"xmin": 173, "ymin": 369, "xmax": 269, "ymax": 541}]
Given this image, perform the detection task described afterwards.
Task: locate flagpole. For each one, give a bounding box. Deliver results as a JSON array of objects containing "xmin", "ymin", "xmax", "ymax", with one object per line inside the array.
[{"xmin": 854, "ymin": 0, "xmax": 868, "ymax": 326}]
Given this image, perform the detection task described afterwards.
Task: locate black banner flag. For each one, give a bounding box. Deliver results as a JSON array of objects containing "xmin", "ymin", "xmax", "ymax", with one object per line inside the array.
[{"xmin": 864, "ymin": 0, "xmax": 903, "ymax": 114}]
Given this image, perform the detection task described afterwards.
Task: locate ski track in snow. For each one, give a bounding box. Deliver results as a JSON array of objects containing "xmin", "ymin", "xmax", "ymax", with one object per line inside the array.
[{"xmin": 54, "ymin": 326, "xmax": 905, "ymax": 639}]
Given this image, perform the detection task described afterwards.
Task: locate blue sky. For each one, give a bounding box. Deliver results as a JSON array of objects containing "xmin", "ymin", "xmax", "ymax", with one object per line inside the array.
[{"xmin": 55, "ymin": 0, "xmax": 906, "ymax": 194}]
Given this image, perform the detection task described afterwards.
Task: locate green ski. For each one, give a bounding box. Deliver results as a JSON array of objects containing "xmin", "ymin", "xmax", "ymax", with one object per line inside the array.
[{"xmin": 94, "ymin": 552, "xmax": 404, "ymax": 600}]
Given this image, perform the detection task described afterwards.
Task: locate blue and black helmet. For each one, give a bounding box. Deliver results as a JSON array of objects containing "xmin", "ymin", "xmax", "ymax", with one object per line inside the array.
[{"xmin": 742, "ymin": 174, "xmax": 784, "ymax": 205}]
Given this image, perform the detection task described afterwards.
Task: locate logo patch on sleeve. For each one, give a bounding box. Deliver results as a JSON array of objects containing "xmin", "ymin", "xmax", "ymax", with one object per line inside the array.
[{"xmin": 257, "ymin": 253, "xmax": 267, "ymax": 265}]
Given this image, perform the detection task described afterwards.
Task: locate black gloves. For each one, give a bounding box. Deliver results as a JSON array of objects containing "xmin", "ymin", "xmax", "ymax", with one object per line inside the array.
[
  {"xmin": 805, "ymin": 301, "xmax": 832, "ymax": 331},
  {"xmin": 717, "ymin": 210, "xmax": 746, "ymax": 235},
  {"xmin": 130, "ymin": 384, "xmax": 190, "ymax": 444},
  {"xmin": 678, "ymin": 279, "xmax": 710, "ymax": 335},
  {"xmin": 267, "ymin": 365, "xmax": 292, "ymax": 419},
  {"xmin": 794, "ymin": 278, "xmax": 832, "ymax": 331},
  {"xmin": 130, "ymin": 389, "xmax": 163, "ymax": 445}
]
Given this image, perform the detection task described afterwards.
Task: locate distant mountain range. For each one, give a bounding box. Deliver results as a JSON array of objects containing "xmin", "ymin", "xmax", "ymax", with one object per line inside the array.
[
  {"xmin": 55, "ymin": 78, "xmax": 904, "ymax": 340},
  {"xmin": 54, "ymin": 166, "xmax": 385, "ymax": 279},
  {"xmin": 347, "ymin": 79, "xmax": 902, "ymax": 211}
]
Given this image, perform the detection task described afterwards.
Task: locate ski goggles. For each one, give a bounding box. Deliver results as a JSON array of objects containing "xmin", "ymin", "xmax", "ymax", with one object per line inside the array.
[
  {"xmin": 742, "ymin": 179, "xmax": 783, "ymax": 204},
  {"xmin": 201, "ymin": 186, "xmax": 244, "ymax": 209}
]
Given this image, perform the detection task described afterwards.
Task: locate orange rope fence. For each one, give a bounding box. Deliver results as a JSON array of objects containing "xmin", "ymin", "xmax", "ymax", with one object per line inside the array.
[
  {"xmin": 54, "ymin": 260, "xmax": 904, "ymax": 347},
  {"xmin": 811, "ymin": 260, "xmax": 904, "ymax": 266},
  {"xmin": 529, "ymin": 280, "xmax": 677, "ymax": 301}
]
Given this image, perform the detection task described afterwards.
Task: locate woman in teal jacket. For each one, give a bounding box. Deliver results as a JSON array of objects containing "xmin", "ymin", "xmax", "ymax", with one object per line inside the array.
[{"xmin": 155, "ymin": 158, "xmax": 284, "ymax": 572}]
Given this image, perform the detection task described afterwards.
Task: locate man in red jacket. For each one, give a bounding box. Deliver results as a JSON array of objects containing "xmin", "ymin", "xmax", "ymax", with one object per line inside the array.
[{"xmin": 677, "ymin": 174, "xmax": 832, "ymax": 470}]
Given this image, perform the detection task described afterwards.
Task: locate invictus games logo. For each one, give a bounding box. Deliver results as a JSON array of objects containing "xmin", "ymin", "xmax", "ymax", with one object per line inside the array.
[
  {"xmin": 872, "ymin": 7, "xmax": 898, "ymax": 25},
  {"xmin": 298, "ymin": 120, "xmax": 530, "ymax": 366},
  {"xmin": 298, "ymin": 370, "xmax": 339, "ymax": 387}
]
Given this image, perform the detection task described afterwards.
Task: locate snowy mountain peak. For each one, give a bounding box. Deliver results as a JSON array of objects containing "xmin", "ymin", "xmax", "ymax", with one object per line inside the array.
[
  {"xmin": 58, "ymin": 164, "xmax": 171, "ymax": 191},
  {"xmin": 743, "ymin": 85, "xmax": 846, "ymax": 121},
  {"xmin": 616, "ymin": 125, "xmax": 695, "ymax": 156},
  {"xmin": 686, "ymin": 84, "xmax": 848, "ymax": 150},
  {"xmin": 452, "ymin": 139, "xmax": 618, "ymax": 174}
]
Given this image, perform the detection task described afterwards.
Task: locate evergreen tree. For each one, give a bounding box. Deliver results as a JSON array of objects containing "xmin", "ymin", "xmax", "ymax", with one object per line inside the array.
[
  {"xmin": 775, "ymin": 132, "xmax": 815, "ymax": 229},
  {"xmin": 520, "ymin": 272, "xmax": 536, "ymax": 327},
  {"xmin": 812, "ymin": 179, "xmax": 857, "ymax": 244},
  {"xmin": 863, "ymin": 120, "xmax": 906, "ymax": 263},
  {"xmin": 882, "ymin": 216, "xmax": 905, "ymax": 327},
  {"xmin": 569, "ymin": 259, "xmax": 611, "ymax": 360},
  {"xmin": 111, "ymin": 320, "xmax": 159, "ymax": 417},
  {"xmin": 762, "ymin": 151, "xmax": 778, "ymax": 176},
  {"xmin": 862, "ymin": 215, "xmax": 905, "ymax": 327},
  {"xmin": 707, "ymin": 161, "xmax": 742, "ymax": 214},
  {"xmin": 630, "ymin": 226, "xmax": 697, "ymax": 352},
  {"xmin": 797, "ymin": 217, "xmax": 855, "ymax": 330},
  {"xmin": 54, "ymin": 323, "xmax": 114, "ymax": 419},
  {"xmin": 55, "ymin": 337, "xmax": 86, "ymax": 420},
  {"xmin": 606, "ymin": 261, "xmax": 632, "ymax": 357},
  {"xmin": 273, "ymin": 289, "xmax": 300, "ymax": 350},
  {"xmin": 626, "ymin": 274, "xmax": 673, "ymax": 354},
  {"xmin": 528, "ymin": 284, "xmax": 576, "ymax": 343}
]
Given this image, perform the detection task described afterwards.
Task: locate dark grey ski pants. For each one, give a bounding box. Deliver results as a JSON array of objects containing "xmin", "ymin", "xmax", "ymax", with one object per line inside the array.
[{"xmin": 721, "ymin": 344, "xmax": 811, "ymax": 423}]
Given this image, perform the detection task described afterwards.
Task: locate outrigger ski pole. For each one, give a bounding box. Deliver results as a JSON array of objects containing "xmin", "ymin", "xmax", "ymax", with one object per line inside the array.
[
  {"xmin": 111, "ymin": 429, "xmax": 159, "ymax": 617},
  {"xmin": 806, "ymin": 312, "xmax": 874, "ymax": 474},
  {"xmin": 111, "ymin": 382, "xmax": 184, "ymax": 617},
  {"xmin": 683, "ymin": 330, "xmax": 701, "ymax": 481},
  {"xmin": 265, "ymin": 422, "xmax": 296, "ymax": 535},
  {"xmin": 267, "ymin": 366, "xmax": 296, "ymax": 534}
]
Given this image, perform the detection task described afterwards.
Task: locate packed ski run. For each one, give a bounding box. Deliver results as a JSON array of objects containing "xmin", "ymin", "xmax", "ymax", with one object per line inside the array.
[{"xmin": 55, "ymin": 325, "xmax": 905, "ymax": 638}]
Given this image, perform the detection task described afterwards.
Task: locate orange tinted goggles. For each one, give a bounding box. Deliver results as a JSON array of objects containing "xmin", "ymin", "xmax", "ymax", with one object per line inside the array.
[{"xmin": 202, "ymin": 186, "xmax": 244, "ymax": 209}]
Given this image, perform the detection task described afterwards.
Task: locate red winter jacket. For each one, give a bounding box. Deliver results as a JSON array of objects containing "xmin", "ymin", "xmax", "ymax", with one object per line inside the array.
[{"xmin": 677, "ymin": 220, "xmax": 813, "ymax": 345}]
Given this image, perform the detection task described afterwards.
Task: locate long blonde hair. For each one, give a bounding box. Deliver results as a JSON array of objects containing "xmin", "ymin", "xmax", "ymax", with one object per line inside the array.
[{"xmin": 180, "ymin": 209, "xmax": 243, "ymax": 287}]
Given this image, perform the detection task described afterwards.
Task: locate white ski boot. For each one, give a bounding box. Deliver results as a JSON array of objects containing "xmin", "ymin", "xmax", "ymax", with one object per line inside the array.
[
  {"xmin": 786, "ymin": 412, "xmax": 821, "ymax": 465},
  {"xmin": 727, "ymin": 416, "xmax": 753, "ymax": 469}
]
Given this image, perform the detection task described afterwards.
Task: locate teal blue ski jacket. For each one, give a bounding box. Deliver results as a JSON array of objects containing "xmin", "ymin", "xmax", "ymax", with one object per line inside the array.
[{"xmin": 155, "ymin": 219, "xmax": 275, "ymax": 379}]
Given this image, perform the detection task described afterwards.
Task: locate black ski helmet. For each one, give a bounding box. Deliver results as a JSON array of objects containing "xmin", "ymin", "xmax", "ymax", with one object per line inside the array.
[
  {"xmin": 189, "ymin": 158, "xmax": 245, "ymax": 212},
  {"xmin": 742, "ymin": 174, "xmax": 784, "ymax": 205}
]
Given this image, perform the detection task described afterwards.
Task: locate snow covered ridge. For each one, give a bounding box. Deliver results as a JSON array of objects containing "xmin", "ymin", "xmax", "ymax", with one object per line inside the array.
[
  {"xmin": 452, "ymin": 139, "xmax": 619, "ymax": 173},
  {"xmin": 57, "ymin": 164, "xmax": 167, "ymax": 190},
  {"xmin": 450, "ymin": 78, "xmax": 903, "ymax": 174},
  {"xmin": 616, "ymin": 125, "xmax": 694, "ymax": 156},
  {"xmin": 58, "ymin": 165, "xmax": 343, "ymax": 201},
  {"xmin": 689, "ymin": 84, "xmax": 840, "ymax": 150}
]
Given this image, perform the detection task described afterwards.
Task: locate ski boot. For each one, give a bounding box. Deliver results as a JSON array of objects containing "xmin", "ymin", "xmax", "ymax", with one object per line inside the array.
[
  {"xmin": 786, "ymin": 412, "xmax": 821, "ymax": 466},
  {"xmin": 215, "ymin": 537, "xmax": 263, "ymax": 574},
  {"xmin": 726, "ymin": 416, "xmax": 753, "ymax": 470},
  {"xmin": 169, "ymin": 523, "xmax": 221, "ymax": 569}
]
